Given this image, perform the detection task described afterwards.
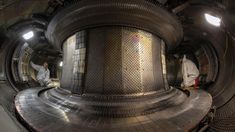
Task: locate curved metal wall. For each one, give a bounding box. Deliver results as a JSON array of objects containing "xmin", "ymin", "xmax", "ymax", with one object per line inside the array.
[{"xmin": 61, "ymin": 27, "xmax": 166, "ymax": 95}]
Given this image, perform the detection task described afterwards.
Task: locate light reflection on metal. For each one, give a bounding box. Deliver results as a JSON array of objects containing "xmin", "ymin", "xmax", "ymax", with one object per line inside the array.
[
  {"xmin": 161, "ymin": 40, "xmax": 169, "ymax": 90},
  {"xmin": 59, "ymin": 61, "xmax": 63, "ymax": 67},
  {"xmin": 53, "ymin": 106, "xmax": 70, "ymax": 123},
  {"xmin": 138, "ymin": 31, "xmax": 143, "ymax": 94},
  {"xmin": 61, "ymin": 31, "xmax": 86, "ymax": 94}
]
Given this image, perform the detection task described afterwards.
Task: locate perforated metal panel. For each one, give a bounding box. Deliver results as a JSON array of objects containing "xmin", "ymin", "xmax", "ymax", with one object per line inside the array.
[
  {"xmin": 61, "ymin": 31, "xmax": 87, "ymax": 93},
  {"xmin": 122, "ymin": 29, "xmax": 142, "ymax": 94},
  {"xmin": 209, "ymin": 96, "xmax": 235, "ymax": 132},
  {"xmin": 85, "ymin": 27, "xmax": 164, "ymax": 95},
  {"xmin": 61, "ymin": 27, "xmax": 165, "ymax": 95},
  {"xmin": 103, "ymin": 28, "xmax": 123, "ymax": 94},
  {"xmin": 85, "ymin": 28, "xmax": 105, "ymax": 94}
]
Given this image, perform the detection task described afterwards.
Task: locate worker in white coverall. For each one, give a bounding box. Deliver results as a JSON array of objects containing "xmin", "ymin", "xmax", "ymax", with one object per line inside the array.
[
  {"xmin": 30, "ymin": 61, "xmax": 51, "ymax": 86},
  {"xmin": 181, "ymin": 55, "xmax": 200, "ymax": 88}
]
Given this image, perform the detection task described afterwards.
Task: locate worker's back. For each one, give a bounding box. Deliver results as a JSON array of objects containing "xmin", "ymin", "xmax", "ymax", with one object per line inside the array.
[{"xmin": 181, "ymin": 56, "xmax": 199, "ymax": 87}]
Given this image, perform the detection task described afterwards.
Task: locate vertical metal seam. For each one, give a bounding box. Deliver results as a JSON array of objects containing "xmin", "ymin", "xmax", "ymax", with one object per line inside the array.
[{"xmin": 160, "ymin": 40, "xmax": 169, "ymax": 90}]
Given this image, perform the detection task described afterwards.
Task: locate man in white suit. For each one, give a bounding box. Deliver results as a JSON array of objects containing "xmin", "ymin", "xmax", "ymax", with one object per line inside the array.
[{"xmin": 30, "ymin": 61, "xmax": 51, "ymax": 86}]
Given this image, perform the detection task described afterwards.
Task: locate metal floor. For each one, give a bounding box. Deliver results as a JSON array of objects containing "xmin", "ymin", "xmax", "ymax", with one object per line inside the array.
[{"xmin": 0, "ymin": 105, "xmax": 24, "ymax": 132}]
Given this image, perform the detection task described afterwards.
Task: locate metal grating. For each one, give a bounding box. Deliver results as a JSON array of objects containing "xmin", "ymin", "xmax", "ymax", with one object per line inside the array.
[
  {"xmin": 84, "ymin": 28, "xmax": 105, "ymax": 94},
  {"xmin": 209, "ymin": 96, "xmax": 235, "ymax": 132},
  {"xmin": 102, "ymin": 28, "xmax": 123, "ymax": 94},
  {"xmin": 84, "ymin": 27, "xmax": 164, "ymax": 95},
  {"xmin": 122, "ymin": 29, "xmax": 143, "ymax": 94},
  {"xmin": 60, "ymin": 30, "xmax": 87, "ymax": 94},
  {"xmin": 62, "ymin": 27, "xmax": 165, "ymax": 95}
]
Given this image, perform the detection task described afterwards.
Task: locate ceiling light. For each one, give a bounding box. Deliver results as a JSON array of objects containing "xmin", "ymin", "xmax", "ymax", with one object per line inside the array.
[
  {"xmin": 205, "ymin": 13, "xmax": 221, "ymax": 27},
  {"xmin": 59, "ymin": 61, "xmax": 63, "ymax": 67},
  {"xmin": 22, "ymin": 31, "xmax": 34, "ymax": 40}
]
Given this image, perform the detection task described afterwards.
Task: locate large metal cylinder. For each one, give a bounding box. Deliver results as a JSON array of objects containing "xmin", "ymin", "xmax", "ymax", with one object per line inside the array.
[
  {"xmin": 15, "ymin": 0, "xmax": 212, "ymax": 131},
  {"xmin": 61, "ymin": 27, "xmax": 168, "ymax": 95}
]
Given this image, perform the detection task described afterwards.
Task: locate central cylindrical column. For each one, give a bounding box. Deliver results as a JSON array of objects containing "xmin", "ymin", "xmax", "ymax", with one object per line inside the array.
[{"xmin": 61, "ymin": 27, "xmax": 168, "ymax": 95}]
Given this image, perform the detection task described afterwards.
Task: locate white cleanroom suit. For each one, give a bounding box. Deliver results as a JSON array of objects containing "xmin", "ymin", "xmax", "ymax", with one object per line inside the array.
[
  {"xmin": 181, "ymin": 55, "xmax": 200, "ymax": 87},
  {"xmin": 30, "ymin": 62, "xmax": 51, "ymax": 86}
]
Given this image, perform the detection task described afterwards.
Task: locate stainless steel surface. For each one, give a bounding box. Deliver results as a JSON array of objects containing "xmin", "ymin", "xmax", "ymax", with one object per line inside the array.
[
  {"xmin": 15, "ymin": 26, "xmax": 212, "ymax": 131},
  {"xmin": 2, "ymin": 0, "xmax": 235, "ymax": 132},
  {"xmin": 209, "ymin": 95, "xmax": 235, "ymax": 131},
  {"xmin": 0, "ymin": 0, "xmax": 235, "ymax": 132},
  {"xmin": 0, "ymin": 82, "xmax": 27, "ymax": 132},
  {"xmin": 61, "ymin": 27, "xmax": 166, "ymax": 95},
  {"xmin": 15, "ymin": 88, "xmax": 212, "ymax": 132},
  {"xmin": 0, "ymin": 106, "xmax": 24, "ymax": 132},
  {"xmin": 14, "ymin": 1, "xmax": 213, "ymax": 131}
]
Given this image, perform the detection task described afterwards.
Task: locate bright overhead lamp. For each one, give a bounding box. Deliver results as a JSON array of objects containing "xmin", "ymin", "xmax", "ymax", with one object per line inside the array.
[
  {"xmin": 204, "ymin": 13, "xmax": 221, "ymax": 27},
  {"xmin": 59, "ymin": 61, "xmax": 63, "ymax": 67},
  {"xmin": 22, "ymin": 31, "xmax": 34, "ymax": 40}
]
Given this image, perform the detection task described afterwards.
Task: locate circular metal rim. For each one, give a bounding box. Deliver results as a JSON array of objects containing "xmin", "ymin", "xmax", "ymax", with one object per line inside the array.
[
  {"xmin": 46, "ymin": 0, "xmax": 183, "ymax": 52},
  {"xmin": 15, "ymin": 88, "xmax": 212, "ymax": 132}
]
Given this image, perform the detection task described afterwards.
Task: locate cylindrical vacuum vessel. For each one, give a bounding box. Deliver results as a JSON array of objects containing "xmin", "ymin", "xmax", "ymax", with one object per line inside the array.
[{"xmin": 15, "ymin": 0, "xmax": 212, "ymax": 131}]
